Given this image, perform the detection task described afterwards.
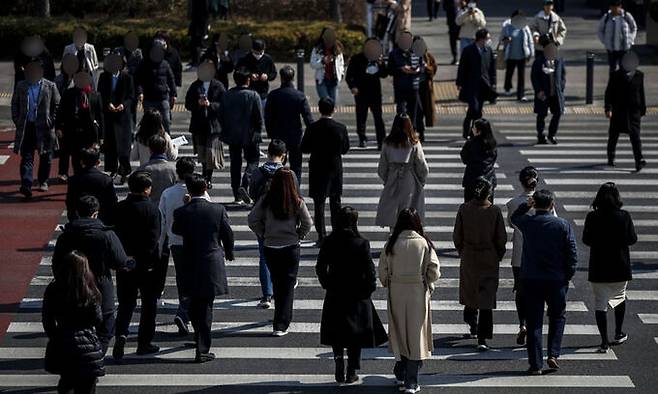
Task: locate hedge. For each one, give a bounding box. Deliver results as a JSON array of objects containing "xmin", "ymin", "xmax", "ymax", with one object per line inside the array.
[{"xmin": 0, "ymin": 16, "xmax": 366, "ymax": 62}]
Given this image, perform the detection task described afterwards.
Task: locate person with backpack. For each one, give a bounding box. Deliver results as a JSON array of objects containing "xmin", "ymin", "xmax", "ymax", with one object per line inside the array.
[{"xmin": 597, "ymin": 0, "xmax": 637, "ymax": 74}]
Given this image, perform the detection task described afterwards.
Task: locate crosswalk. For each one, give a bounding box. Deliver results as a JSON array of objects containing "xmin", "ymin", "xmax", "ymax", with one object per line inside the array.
[{"xmin": 1, "ymin": 113, "xmax": 655, "ymax": 391}]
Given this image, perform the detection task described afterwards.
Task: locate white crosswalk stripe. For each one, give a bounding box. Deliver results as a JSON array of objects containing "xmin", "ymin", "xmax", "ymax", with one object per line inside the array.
[{"xmin": 0, "ymin": 155, "xmax": 9, "ymax": 165}]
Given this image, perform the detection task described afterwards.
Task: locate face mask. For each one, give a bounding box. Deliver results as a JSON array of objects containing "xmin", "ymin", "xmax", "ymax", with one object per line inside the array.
[
  {"xmin": 366, "ymin": 63, "xmax": 379, "ymax": 75},
  {"xmin": 485, "ymin": 39, "xmax": 492, "ymax": 47},
  {"xmin": 253, "ymin": 52, "xmax": 264, "ymax": 60}
]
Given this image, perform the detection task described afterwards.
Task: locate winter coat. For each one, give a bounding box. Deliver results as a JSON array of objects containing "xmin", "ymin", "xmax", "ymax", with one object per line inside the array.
[
  {"xmin": 55, "ymin": 87, "xmax": 105, "ymax": 149},
  {"xmin": 65, "ymin": 167, "xmax": 118, "ymax": 223},
  {"xmin": 14, "ymin": 49, "xmax": 56, "ymax": 86},
  {"xmin": 460, "ymin": 136, "xmax": 497, "ymax": 189},
  {"xmin": 11, "ymin": 78, "xmax": 60, "ymax": 154},
  {"xmin": 265, "ymin": 83, "xmax": 314, "ymax": 148},
  {"xmin": 506, "ymin": 193, "xmax": 558, "ymax": 268},
  {"xmin": 135, "ymin": 59, "xmax": 177, "ymax": 101},
  {"xmin": 419, "ymin": 51, "xmax": 438, "ymax": 127},
  {"xmin": 597, "ymin": 10, "xmax": 637, "ymax": 52},
  {"xmin": 500, "ymin": 20, "xmax": 534, "ymax": 60},
  {"xmin": 453, "ymin": 200, "xmax": 507, "ymax": 309},
  {"xmin": 375, "ymin": 142, "xmax": 429, "ymax": 227},
  {"xmin": 456, "ymin": 43, "xmax": 497, "ymax": 104},
  {"xmin": 137, "ymin": 157, "xmax": 178, "ymax": 203},
  {"xmin": 310, "ymin": 46, "xmax": 346, "ymax": 83},
  {"xmin": 220, "ymin": 86, "xmax": 263, "ymax": 146},
  {"xmin": 247, "ymin": 199, "xmax": 312, "ymax": 248},
  {"xmin": 531, "ymin": 55, "xmax": 566, "ymax": 115},
  {"xmin": 605, "ymin": 69, "xmax": 646, "ymax": 134},
  {"xmin": 97, "ymin": 71, "xmax": 135, "ymax": 158},
  {"xmin": 345, "ymin": 52, "xmax": 388, "ymax": 99},
  {"xmin": 235, "ymin": 53, "xmax": 277, "ymax": 99},
  {"xmin": 185, "ymin": 79, "xmax": 226, "ymax": 147},
  {"xmin": 316, "ymin": 229, "xmax": 388, "ymax": 348},
  {"xmin": 63, "ymin": 43, "xmax": 100, "ymax": 83},
  {"xmin": 379, "ymin": 230, "xmax": 441, "ymax": 360},
  {"xmin": 529, "ymin": 11, "xmax": 567, "ymax": 48},
  {"xmin": 131, "ymin": 132, "xmax": 179, "ymax": 166},
  {"xmin": 456, "ymin": 6, "xmax": 487, "ymax": 39}
]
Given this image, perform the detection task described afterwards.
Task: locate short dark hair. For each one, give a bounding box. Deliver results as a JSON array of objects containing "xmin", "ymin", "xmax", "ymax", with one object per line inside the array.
[
  {"xmin": 318, "ymin": 97, "xmax": 335, "ymax": 116},
  {"xmin": 80, "ymin": 145, "xmax": 100, "ymax": 168},
  {"xmin": 533, "ymin": 189, "xmax": 555, "ymax": 210},
  {"xmin": 592, "ymin": 182, "xmax": 623, "ymax": 211},
  {"xmin": 268, "ymin": 139, "xmax": 287, "ymax": 157},
  {"xmin": 252, "ymin": 38, "xmax": 265, "ymax": 51},
  {"xmin": 475, "ymin": 28, "xmax": 489, "ymax": 41},
  {"xmin": 128, "ymin": 171, "xmax": 152, "ymax": 194},
  {"xmin": 609, "ymin": 0, "xmax": 622, "ymax": 6},
  {"xmin": 148, "ymin": 134, "xmax": 167, "ymax": 155},
  {"xmin": 77, "ymin": 195, "xmax": 100, "ymax": 218},
  {"xmin": 511, "ymin": 9, "xmax": 525, "ymax": 18},
  {"xmin": 233, "ymin": 67, "xmax": 251, "ymax": 86},
  {"xmin": 185, "ymin": 173, "xmax": 207, "ymax": 196},
  {"xmin": 176, "ymin": 157, "xmax": 197, "ymax": 180},
  {"xmin": 280, "ymin": 65, "xmax": 295, "ymax": 83}
]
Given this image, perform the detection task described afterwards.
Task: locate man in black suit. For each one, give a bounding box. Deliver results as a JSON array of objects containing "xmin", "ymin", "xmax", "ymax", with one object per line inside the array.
[
  {"xmin": 65, "ymin": 146, "xmax": 118, "ymax": 223},
  {"xmin": 301, "ymin": 98, "xmax": 350, "ymax": 245},
  {"xmin": 605, "ymin": 51, "xmax": 646, "ymax": 172},
  {"xmin": 111, "ymin": 171, "xmax": 162, "ymax": 361},
  {"xmin": 531, "ymin": 43, "xmax": 566, "ymax": 145},
  {"xmin": 172, "ymin": 173, "xmax": 234, "ymax": 363},
  {"xmin": 456, "ymin": 28, "xmax": 497, "ymax": 139},
  {"xmin": 265, "ymin": 65, "xmax": 313, "ymax": 184}
]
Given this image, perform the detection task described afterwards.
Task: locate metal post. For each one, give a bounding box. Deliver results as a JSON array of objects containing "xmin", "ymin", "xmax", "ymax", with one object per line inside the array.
[
  {"xmin": 296, "ymin": 49, "xmax": 305, "ymax": 94},
  {"xmin": 586, "ymin": 52, "xmax": 595, "ymax": 105}
]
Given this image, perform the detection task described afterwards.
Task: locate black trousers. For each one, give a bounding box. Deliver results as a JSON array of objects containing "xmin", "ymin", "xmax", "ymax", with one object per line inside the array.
[
  {"xmin": 264, "ymin": 244, "xmax": 300, "ymax": 331},
  {"xmin": 427, "ymin": 0, "xmax": 440, "ymax": 19},
  {"xmin": 536, "ymin": 96, "xmax": 562, "ymax": 138},
  {"xmin": 607, "ymin": 50, "xmax": 627, "ymax": 74},
  {"xmin": 355, "ymin": 94, "xmax": 386, "ymax": 147},
  {"xmin": 446, "ymin": 9, "xmax": 460, "ymax": 60},
  {"xmin": 103, "ymin": 119, "xmax": 131, "ymax": 176},
  {"xmin": 512, "ymin": 266, "xmax": 526, "ymax": 327},
  {"xmin": 394, "ymin": 356, "xmax": 423, "ymax": 389},
  {"xmin": 504, "ymin": 59, "xmax": 526, "ymax": 100},
  {"xmin": 395, "ymin": 88, "xmax": 420, "ymax": 133},
  {"xmin": 115, "ymin": 270, "xmax": 158, "ymax": 346},
  {"xmin": 463, "ymin": 93, "xmax": 484, "ymax": 139},
  {"xmin": 608, "ymin": 127, "xmax": 644, "ymax": 165},
  {"xmin": 59, "ymin": 143, "xmax": 84, "ymax": 176},
  {"xmin": 464, "ymin": 186, "xmax": 495, "ymax": 204},
  {"xmin": 57, "ymin": 375, "xmax": 97, "ymax": 394},
  {"xmin": 464, "ymin": 306, "xmax": 494, "ymax": 340},
  {"xmin": 333, "ymin": 346, "xmax": 362, "ymax": 370},
  {"xmin": 313, "ymin": 195, "xmax": 341, "ymax": 239},
  {"xmin": 287, "ymin": 144, "xmax": 303, "ymax": 184},
  {"xmin": 171, "ymin": 245, "xmax": 191, "ymax": 324},
  {"xmin": 189, "ymin": 296, "xmax": 214, "ymax": 355},
  {"xmin": 229, "ymin": 143, "xmax": 260, "ymax": 198}
]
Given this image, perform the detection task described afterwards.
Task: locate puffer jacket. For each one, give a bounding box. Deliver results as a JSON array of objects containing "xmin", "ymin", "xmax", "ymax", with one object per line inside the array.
[
  {"xmin": 135, "ymin": 58, "xmax": 177, "ymax": 101},
  {"xmin": 597, "ymin": 10, "xmax": 637, "ymax": 52}
]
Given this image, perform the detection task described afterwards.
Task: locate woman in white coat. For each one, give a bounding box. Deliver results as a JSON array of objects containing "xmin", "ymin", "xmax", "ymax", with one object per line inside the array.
[
  {"xmin": 379, "ymin": 208, "xmax": 440, "ymax": 394},
  {"xmin": 310, "ymin": 27, "xmax": 345, "ymax": 103}
]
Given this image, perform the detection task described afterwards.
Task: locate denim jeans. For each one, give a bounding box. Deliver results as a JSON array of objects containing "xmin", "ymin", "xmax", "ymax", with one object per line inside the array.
[
  {"xmin": 143, "ymin": 99, "xmax": 171, "ymax": 134},
  {"xmin": 257, "ymin": 237, "xmax": 273, "ymax": 298},
  {"xmin": 316, "ymin": 78, "xmax": 338, "ymax": 103},
  {"xmin": 19, "ymin": 123, "xmax": 52, "ymax": 190}
]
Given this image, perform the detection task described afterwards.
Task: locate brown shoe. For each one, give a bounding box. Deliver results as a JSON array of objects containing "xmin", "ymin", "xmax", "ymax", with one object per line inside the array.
[{"xmin": 547, "ymin": 357, "xmax": 560, "ymax": 370}]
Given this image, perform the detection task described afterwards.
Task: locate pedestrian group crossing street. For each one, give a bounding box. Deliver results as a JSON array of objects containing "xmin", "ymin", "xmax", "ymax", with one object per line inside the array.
[{"xmin": 0, "ymin": 113, "xmax": 657, "ymax": 392}]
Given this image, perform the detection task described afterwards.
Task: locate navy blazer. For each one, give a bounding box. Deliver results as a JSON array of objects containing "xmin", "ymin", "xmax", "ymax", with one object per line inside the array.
[
  {"xmin": 265, "ymin": 82, "xmax": 313, "ymax": 147},
  {"xmin": 531, "ymin": 55, "xmax": 566, "ymax": 114},
  {"xmin": 456, "ymin": 43, "xmax": 497, "ymax": 103}
]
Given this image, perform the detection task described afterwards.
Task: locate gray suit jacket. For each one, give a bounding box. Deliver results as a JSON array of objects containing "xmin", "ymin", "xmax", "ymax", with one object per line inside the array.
[
  {"xmin": 138, "ymin": 158, "xmax": 177, "ymax": 203},
  {"xmin": 11, "ymin": 78, "xmax": 60, "ymax": 154}
]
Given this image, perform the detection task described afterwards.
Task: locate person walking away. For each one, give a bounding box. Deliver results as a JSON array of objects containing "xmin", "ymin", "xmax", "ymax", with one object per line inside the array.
[
  {"xmin": 375, "ymin": 114, "xmax": 429, "ymax": 229},
  {"xmin": 345, "ymin": 37, "xmax": 388, "ymax": 149},
  {"xmin": 500, "ymin": 10, "xmax": 534, "ymax": 101},
  {"xmin": 456, "ymin": 29, "xmax": 497, "ymax": 140},
  {"xmin": 98, "ymin": 51, "xmax": 135, "ymax": 184},
  {"xmin": 62, "ymin": 27, "xmax": 100, "ymax": 87},
  {"xmin": 597, "ymin": 0, "xmax": 637, "ymax": 74},
  {"xmin": 505, "ymin": 166, "xmax": 556, "ymax": 345},
  {"xmin": 14, "ymin": 35, "xmax": 56, "ymax": 86},
  {"xmin": 413, "ymin": 36, "xmax": 438, "ymax": 131},
  {"xmin": 55, "ymin": 71, "xmax": 104, "ymax": 176},
  {"xmin": 11, "ymin": 59, "xmax": 59, "ymax": 198},
  {"xmin": 201, "ymin": 32, "xmax": 234, "ymax": 89},
  {"xmin": 247, "ymin": 140, "xmax": 292, "ymax": 309},
  {"xmin": 247, "ymin": 169, "xmax": 312, "ymax": 336},
  {"xmin": 65, "ymin": 146, "xmax": 117, "ymax": 224},
  {"xmin": 460, "ymin": 118, "xmax": 497, "ymax": 202},
  {"xmin": 265, "ymin": 65, "xmax": 314, "ymax": 183},
  {"xmin": 444, "ymin": 0, "xmax": 461, "ymax": 64},
  {"xmin": 317, "ymin": 206, "xmax": 387, "ymax": 384},
  {"xmin": 583, "ymin": 182, "xmax": 637, "ymax": 353},
  {"xmin": 388, "ymin": 31, "xmax": 425, "ymax": 139},
  {"xmin": 188, "ymin": 0, "xmax": 210, "ymax": 68},
  {"xmin": 379, "ymin": 208, "xmax": 440, "ymax": 393},
  {"xmin": 531, "ymin": 42, "xmax": 565, "ymax": 145},
  {"xmin": 605, "ymin": 51, "xmax": 646, "ymax": 172},
  {"xmin": 138, "ymin": 134, "xmax": 178, "ymax": 204},
  {"xmin": 236, "ymin": 39, "xmax": 277, "ymax": 108},
  {"xmin": 301, "ymin": 98, "xmax": 350, "ymax": 246},
  {"xmin": 172, "ymin": 173, "xmax": 235, "ymax": 362},
  {"xmin": 453, "ymin": 177, "xmax": 507, "ymax": 350},
  {"xmin": 42, "ymin": 251, "xmax": 105, "ymax": 394},
  {"xmin": 529, "ymin": 0, "xmax": 567, "ymax": 57},
  {"xmin": 135, "ymin": 43, "xmax": 177, "ymax": 134},
  {"xmin": 111, "ymin": 171, "xmax": 162, "ymax": 361},
  {"xmin": 220, "ymin": 68, "xmax": 264, "ymax": 204},
  {"xmin": 310, "ymin": 27, "xmax": 345, "ymax": 103},
  {"xmin": 159, "ymin": 158, "xmax": 205, "ymax": 335},
  {"xmin": 131, "ymin": 108, "xmax": 178, "ymax": 166},
  {"xmin": 511, "ymin": 189, "xmax": 577, "ymax": 375},
  {"xmin": 154, "ymin": 31, "xmax": 184, "ymax": 90},
  {"xmin": 185, "ymin": 59, "xmax": 226, "ymax": 187},
  {"xmin": 122, "ymin": 32, "xmax": 144, "ymax": 126},
  {"xmin": 456, "ymin": 1, "xmax": 486, "ymax": 53},
  {"xmin": 52, "ymin": 195, "xmax": 134, "ymax": 354}
]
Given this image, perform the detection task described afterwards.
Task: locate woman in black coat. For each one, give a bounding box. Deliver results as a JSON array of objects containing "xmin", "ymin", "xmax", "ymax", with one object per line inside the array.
[
  {"xmin": 583, "ymin": 182, "xmax": 637, "ymax": 353},
  {"xmin": 316, "ymin": 206, "xmax": 387, "ymax": 385},
  {"xmin": 201, "ymin": 32, "xmax": 235, "ymax": 89},
  {"xmin": 460, "ymin": 118, "xmax": 497, "ymax": 203},
  {"xmin": 42, "ymin": 251, "xmax": 105, "ymax": 394}
]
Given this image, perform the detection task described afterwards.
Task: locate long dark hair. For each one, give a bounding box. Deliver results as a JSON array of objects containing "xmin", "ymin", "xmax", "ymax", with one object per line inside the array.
[
  {"xmin": 473, "ymin": 118, "xmax": 497, "ymax": 152},
  {"xmin": 592, "ymin": 182, "xmax": 623, "ymax": 211},
  {"xmin": 136, "ymin": 108, "xmax": 165, "ymax": 144},
  {"xmin": 472, "ymin": 177, "xmax": 492, "ymax": 201},
  {"xmin": 315, "ymin": 27, "xmax": 343, "ymax": 55},
  {"xmin": 385, "ymin": 208, "xmax": 434, "ymax": 256},
  {"xmin": 336, "ymin": 206, "xmax": 361, "ymax": 238},
  {"xmin": 63, "ymin": 251, "xmax": 101, "ymax": 308},
  {"xmin": 264, "ymin": 168, "xmax": 302, "ymax": 220},
  {"xmin": 384, "ymin": 114, "xmax": 419, "ymax": 148}
]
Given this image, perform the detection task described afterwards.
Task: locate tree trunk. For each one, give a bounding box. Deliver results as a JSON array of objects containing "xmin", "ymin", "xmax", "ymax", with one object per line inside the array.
[
  {"xmin": 329, "ymin": 0, "xmax": 342, "ymax": 23},
  {"xmin": 35, "ymin": 0, "xmax": 50, "ymax": 17}
]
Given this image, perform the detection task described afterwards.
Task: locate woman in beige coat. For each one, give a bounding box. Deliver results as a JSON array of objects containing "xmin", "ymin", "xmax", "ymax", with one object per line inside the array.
[
  {"xmin": 453, "ymin": 177, "xmax": 507, "ymax": 351},
  {"xmin": 375, "ymin": 115, "xmax": 429, "ymax": 229},
  {"xmin": 379, "ymin": 208, "xmax": 440, "ymax": 394}
]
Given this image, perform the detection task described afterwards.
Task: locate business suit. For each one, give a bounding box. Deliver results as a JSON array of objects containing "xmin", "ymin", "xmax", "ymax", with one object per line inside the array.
[
  {"xmin": 531, "ymin": 55, "xmax": 566, "ymax": 141},
  {"xmin": 98, "ymin": 71, "xmax": 135, "ymax": 177},
  {"xmin": 65, "ymin": 166, "xmax": 118, "ymax": 224},
  {"xmin": 172, "ymin": 198, "xmax": 234, "ymax": 357},
  {"xmin": 301, "ymin": 117, "xmax": 350, "ymax": 240},
  {"xmin": 456, "ymin": 43, "xmax": 497, "ymax": 139}
]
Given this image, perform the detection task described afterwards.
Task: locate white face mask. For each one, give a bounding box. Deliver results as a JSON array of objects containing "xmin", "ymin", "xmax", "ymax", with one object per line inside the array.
[
  {"xmin": 253, "ymin": 52, "xmax": 264, "ymax": 60},
  {"xmin": 485, "ymin": 39, "xmax": 492, "ymax": 47},
  {"xmin": 366, "ymin": 63, "xmax": 379, "ymax": 75}
]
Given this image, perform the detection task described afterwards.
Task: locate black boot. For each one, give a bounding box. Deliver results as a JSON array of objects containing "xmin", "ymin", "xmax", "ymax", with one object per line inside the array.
[
  {"xmin": 345, "ymin": 365, "xmax": 358, "ymax": 384},
  {"xmin": 334, "ymin": 356, "xmax": 345, "ymax": 383},
  {"xmin": 203, "ymin": 169, "xmax": 213, "ymax": 189}
]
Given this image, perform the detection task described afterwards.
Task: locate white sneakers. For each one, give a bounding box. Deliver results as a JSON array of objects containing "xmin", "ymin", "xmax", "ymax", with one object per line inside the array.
[{"xmin": 272, "ymin": 330, "xmax": 289, "ymax": 337}]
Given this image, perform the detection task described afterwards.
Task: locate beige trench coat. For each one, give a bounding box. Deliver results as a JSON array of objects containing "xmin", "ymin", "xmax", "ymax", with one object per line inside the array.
[{"xmin": 379, "ymin": 230, "xmax": 441, "ymax": 360}]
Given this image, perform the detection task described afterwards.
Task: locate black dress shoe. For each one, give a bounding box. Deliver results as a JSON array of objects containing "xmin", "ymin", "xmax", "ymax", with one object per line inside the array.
[
  {"xmin": 358, "ymin": 140, "xmax": 367, "ymax": 148},
  {"xmin": 536, "ymin": 137, "xmax": 548, "ymax": 145},
  {"xmin": 548, "ymin": 136, "xmax": 558, "ymax": 145},
  {"xmin": 195, "ymin": 352, "xmax": 216, "ymax": 363},
  {"xmin": 112, "ymin": 335, "xmax": 126, "ymax": 361},
  {"xmin": 136, "ymin": 343, "xmax": 160, "ymax": 355},
  {"xmin": 345, "ymin": 367, "xmax": 358, "ymax": 384},
  {"xmin": 19, "ymin": 186, "xmax": 32, "ymax": 198},
  {"xmin": 636, "ymin": 159, "xmax": 647, "ymax": 172},
  {"xmin": 334, "ymin": 357, "xmax": 345, "ymax": 383},
  {"xmin": 607, "ymin": 160, "xmax": 616, "ymax": 167},
  {"xmin": 527, "ymin": 368, "xmax": 543, "ymax": 376}
]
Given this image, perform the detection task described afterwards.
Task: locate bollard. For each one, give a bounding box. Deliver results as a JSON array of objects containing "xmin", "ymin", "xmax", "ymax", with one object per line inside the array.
[
  {"xmin": 296, "ymin": 49, "xmax": 305, "ymax": 94},
  {"xmin": 586, "ymin": 52, "xmax": 595, "ymax": 105}
]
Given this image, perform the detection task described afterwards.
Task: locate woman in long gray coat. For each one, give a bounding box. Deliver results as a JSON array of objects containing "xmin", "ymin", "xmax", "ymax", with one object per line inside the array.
[
  {"xmin": 379, "ymin": 208, "xmax": 440, "ymax": 393},
  {"xmin": 375, "ymin": 115, "xmax": 429, "ymax": 228},
  {"xmin": 453, "ymin": 177, "xmax": 507, "ymax": 351}
]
